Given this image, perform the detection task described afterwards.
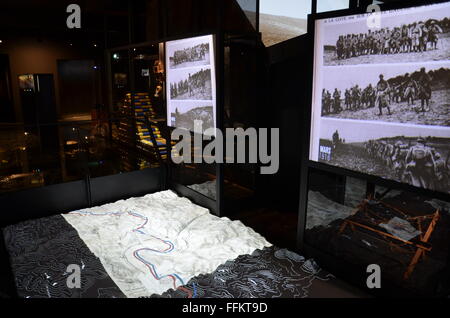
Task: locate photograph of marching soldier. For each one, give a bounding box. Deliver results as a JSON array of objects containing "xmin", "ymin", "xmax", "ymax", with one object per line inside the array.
[
  {"xmin": 169, "ymin": 67, "xmax": 213, "ymax": 100},
  {"xmin": 321, "ymin": 2, "xmax": 450, "ymax": 66},
  {"xmin": 316, "ymin": 120, "xmax": 450, "ymax": 193},
  {"xmin": 167, "ymin": 36, "xmax": 211, "ymax": 69},
  {"xmin": 320, "ymin": 63, "xmax": 450, "ymax": 127}
]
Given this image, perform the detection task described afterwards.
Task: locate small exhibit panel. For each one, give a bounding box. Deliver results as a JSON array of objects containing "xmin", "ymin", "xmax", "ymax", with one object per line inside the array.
[{"xmin": 165, "ymin": 34, "xmax": 217, "ymax": 135}]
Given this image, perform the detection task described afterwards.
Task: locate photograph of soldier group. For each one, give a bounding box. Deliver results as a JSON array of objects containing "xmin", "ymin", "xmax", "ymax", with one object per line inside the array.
[
  {"xmin": 169, "ymin": 42, "xmax": 210, "ymax": 69},
  {"xmin": 364, "ymin": 137, "xmax": 449, "ymax": 193},
  {"xmin": 170, "ymin": 68, "xmax": 212, "ymax": 100},
  {"xmin": 334, "ymin": 19, "xmax": 447, "ymax": 61},
  {"xmin": 321, "ymin": 66, "xmax": 449, "ymax": 126},
  {"xmin": 322, "ymin": 130, "xmax": 450, "ymax": 194}
]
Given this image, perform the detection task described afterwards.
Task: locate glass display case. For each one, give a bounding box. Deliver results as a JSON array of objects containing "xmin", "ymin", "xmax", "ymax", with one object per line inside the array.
[
  {"xmin": 299, "ymin": 0, "xmax": 450, "ymax": 297},
  {"xmin": 110, "ymin": 43, "xmax": 169, "ymax": 173},
  {"xmin": 303, "ymin": 168, "xmax": 450, "ymax": 296}
]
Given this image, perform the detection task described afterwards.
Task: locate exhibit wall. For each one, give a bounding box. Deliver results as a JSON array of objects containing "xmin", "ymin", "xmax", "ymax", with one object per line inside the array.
[
  {"xmin": 165, "ymin": 34, "xmax": 217, "ymax": 134},
  {"xmin": 309, "ymin": 1, "xmax": 450, "ymax": 194}
]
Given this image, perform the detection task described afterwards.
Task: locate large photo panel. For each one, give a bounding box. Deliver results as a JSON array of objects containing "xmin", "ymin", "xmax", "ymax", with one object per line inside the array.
[
  {"xmin": 317, "ymin": 1, "xmax": 450, "ymax": 67},
  {"xmin": 310, "ymin": 1, "xmax": 450, "ymax": 195},
  {"xmin": 166, "ymin": 35, "xmax": 216, "ymax": 134},
  {"xmin": 315, "ymin": 119, "xmax": 450, "ymax": 194},
  {"xmin": 319, "ymin": 62, "xmax": 450, "ymax": 127}
]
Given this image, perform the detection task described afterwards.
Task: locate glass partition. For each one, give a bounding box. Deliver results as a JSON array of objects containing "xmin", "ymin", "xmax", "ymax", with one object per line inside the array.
[
  {"xmin": 110, "ymin": 44, "xmax": 169, "ymax": 174},
  {"xmin": 0, "ymin": 115, "xmax": 167, "ymax": 194},
  {"xmin": 317, "ymin": 0, "xmax": 350, "ymax": 13},
  {"xmin": 259, "ymin": 0, "xmax": 310, "ymax": 46},
  {"xmin": 236, "ymin": 0, "xmax": 259, "ymax": 30},
  {"xmin": 170, "ymin": 130, "xmax": 217, "ymax": 201},
  {"xmin": 304, "ymin": 168, "xmax": 450, "ymax": 296},
  {"xmin": 111, "ymin": 50, "xmax": 131, "ymax": 113}
]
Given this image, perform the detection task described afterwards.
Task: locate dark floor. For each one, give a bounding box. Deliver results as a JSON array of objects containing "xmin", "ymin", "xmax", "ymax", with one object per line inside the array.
[
  {"xmin": 230, "ymin": 206, "xmax": 369, "ymax": 298},
  {"xmin": 234, "ymin": 207, "xmax": 299, "ymax": 251}
]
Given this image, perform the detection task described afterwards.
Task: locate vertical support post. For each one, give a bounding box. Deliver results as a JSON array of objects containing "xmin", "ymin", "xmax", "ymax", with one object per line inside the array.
[
  {"xmin": 311, "ymin": 0, "xmax": 318, "ymax": 14},
  {"xmin": 128, "ymin": 1, "xmax": 135, "ymax": 45},
  {"xmin": 215, "ymin": 0, "xmax": 225, "ymax": 217},
  {"xmin": 161, "ymin": 0, "xmax": 169, "ymax": 39},
  {"xmin": 256, "ymin": 0, "xmax": 260, "ymax": 33},
  {"xmin": 297, "ymin": 7, "xmax": 317, "ymax": 252}
]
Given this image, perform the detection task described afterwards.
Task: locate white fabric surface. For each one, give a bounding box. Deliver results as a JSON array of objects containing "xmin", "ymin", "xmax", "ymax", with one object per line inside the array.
[
  {"xmin": 307, "ymin": 191, "xmax": 355, "ymax": 230},
  {"xmin": 379, "ymin": 217, "xmax": 421, "ymax": 242},
  {"xmin": 63, "ymin": 190, "xmax": 271, "ymax": 298}
]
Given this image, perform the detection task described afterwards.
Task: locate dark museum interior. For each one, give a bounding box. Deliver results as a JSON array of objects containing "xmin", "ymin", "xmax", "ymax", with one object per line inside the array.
[{"xmin": 0, "ymin": 0, "xmax": 449, "ymax": 300}]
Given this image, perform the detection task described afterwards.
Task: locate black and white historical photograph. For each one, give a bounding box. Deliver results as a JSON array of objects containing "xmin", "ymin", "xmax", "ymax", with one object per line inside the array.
[
  {"xmin": 316, "ymin": 120, "xmax": 450, "ymax": 194},
  {"xmin": 169, "ymin": 67, "xmax": 213, "ymax": 100},
  {"xmin": 319, "ymin": 2, "xmax": 450, "ymax": 66},
  {"xmin": 320, "ymin": 63, "xmax": 450, "ymax": 127},
  {"xmin": 170, "ymin": 102, "xmax": 215, "ymax": 132},
  {"xmin": 166, "ymin": 35, "xmax": 216, "ymax": 131},
  {"xmin": 167, "ymin": 35, "xmax": 211, "ymax": 69}
]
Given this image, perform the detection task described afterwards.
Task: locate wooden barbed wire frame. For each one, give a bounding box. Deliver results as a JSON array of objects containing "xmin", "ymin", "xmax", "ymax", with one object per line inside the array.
[{"xmin": 338, "ymin": 198, "xmax": 440, "ymax": 280}]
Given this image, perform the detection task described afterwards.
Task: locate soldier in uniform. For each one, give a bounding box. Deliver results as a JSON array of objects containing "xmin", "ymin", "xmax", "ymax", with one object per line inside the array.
[
  {"xmin": 403, "ymin": 73, "xmax": 418, "ymax": 106},
  {"xmin": 358, "ymin": 34, "xmax": 365, "ymax": 56},
  {"xmin": 401, "ymin": 24, "xmax": 411, "ymax": 53},
  {"xmin": 417, "ymin": 67, "xmax": 432, "ymax": 112},
  {"xmin": 333, "ymin": 88, "xmax": 342, "ymax": 113},
  {"xmin": 383, "ymin": 28, "xmax": 391, "ymax": 54},
  {"xmin": 345, "ymin": 35, "xmax": 352, "ymax": 59},
  {"xmin": 322, "ymin": 89, "xmax": 328, "ymax": 115},
  {"xmin": 332, "ymin": 130, "xmax": 340, "ymax": 151},
  {"xmin": 434, "ymin": 152, "xmax": 449, "ymax": 193},
  {"xmin": 336, "ymin": 36, "xmax": 344, "ymax": 59},
  {"xmin": 326, "ymin": 90, "xmax": 332, "ymax": 114},
  {"xmin": 420, "ymin": 22, "xmax": 429, "ymax": 52},
  {"xmin": 345, "ymin": 89, "xmax": 351, "ymax": 110},
  {"xmin": 366, "ymin": 31, "xmax": 374, "ymax": 55},
  {"xmin": 428, "ymin": 22, "xmax": 443, "ymax": 50},
  {"xmin": 405, "ymin": 138, "xmax": 436, "ymax": 190},
  {"xmin": 393, "ymin": 141, "xmax": 409, "ymax": 182},
  {"xmin": 384, "ymin": 142, "xmax": 395, "ymax": 169},
  {"xmin": 411, "ymin": 22, "xmax": 423, "ymax": 52},
  {"xmin": 367, "ymin": 84, "xmax": 375, "ymax": 108},
  {"xmin": 351, "ymin": 85, "xmax": 361, "ymax": 110},
  {"xmin": 376, "ymin": 74, "xmax": 391, "ymax": 116},
  {"xmin": 391, "ymin": 27, "xmax": 402, "ymax": 54}
]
